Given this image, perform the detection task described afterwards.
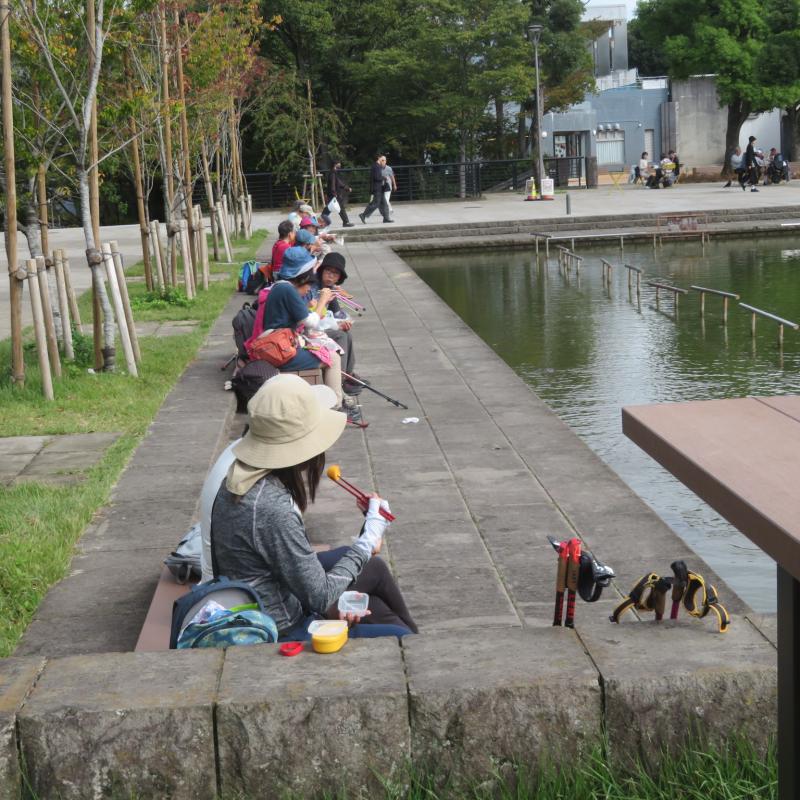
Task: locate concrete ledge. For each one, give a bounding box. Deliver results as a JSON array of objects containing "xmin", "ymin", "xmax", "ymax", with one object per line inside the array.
[
  {"xmin": 216, "ymin": 639, "xmax": 410, "ymax": 798},
  {"xmin": 0, "ymin": 657, "xmax": 44, "ymax": 800},
  {"xmin": 17, "ymin": 650, "xmax": 223, "ymax": 800},
  {"xmin": 581, "ymin": 621, "xmax": 777, "ymax": 769},
  {"xmin": 404, "ymin": 628, "xmax": 602, "ymax": 784}
]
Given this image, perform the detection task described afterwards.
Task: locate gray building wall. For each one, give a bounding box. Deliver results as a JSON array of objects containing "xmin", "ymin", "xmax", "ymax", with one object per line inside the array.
[
  {"xmin": 592, "ymin": 20, "xmax": 629, "ymax": 76},
  {"xmin": 541, "ymin": 86, "xmax": 667, "ymax": 169},
  {"xmin": 670, "ymin": 77, "xmax": 726, "ymax": 166}
]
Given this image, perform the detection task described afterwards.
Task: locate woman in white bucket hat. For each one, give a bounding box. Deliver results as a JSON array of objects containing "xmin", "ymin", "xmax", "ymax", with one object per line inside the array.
[{"xmin": 210, "ymin": 375, "xmax": 415, "ymax": 639}]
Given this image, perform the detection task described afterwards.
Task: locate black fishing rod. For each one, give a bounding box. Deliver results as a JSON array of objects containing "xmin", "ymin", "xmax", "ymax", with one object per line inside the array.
[{"xmin": 342, "ymin": 371, "xmax": 409, "ymax": 410}]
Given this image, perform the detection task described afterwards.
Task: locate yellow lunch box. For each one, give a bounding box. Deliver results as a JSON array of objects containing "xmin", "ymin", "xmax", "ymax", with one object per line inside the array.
[{"xmin": 308, "ymin": 620, "xmax": 348, "ymax": 654}]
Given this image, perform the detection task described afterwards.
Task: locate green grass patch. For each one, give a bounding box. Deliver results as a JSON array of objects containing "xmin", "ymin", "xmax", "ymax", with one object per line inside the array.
[
  {"xmin": 0, "ymin": 230, "xmax": 266, "ymax": 657},
  {"xmin": 334, "ymin": 737, "xmax": 776, "ymax": 800}
]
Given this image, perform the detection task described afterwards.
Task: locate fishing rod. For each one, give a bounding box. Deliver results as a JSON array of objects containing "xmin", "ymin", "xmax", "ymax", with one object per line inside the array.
[
  {"xmin": 342, "ymin": 371, "xmax": 409, "ymax": 410},
  {"xmin": 326, "ymin": 465, "xmax": 395, "ymax": 521}
]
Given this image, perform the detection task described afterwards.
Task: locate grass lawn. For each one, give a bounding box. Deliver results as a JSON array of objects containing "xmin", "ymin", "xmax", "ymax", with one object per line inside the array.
[{"xmin": 0, "ymin": 231, "xmax": 266, "ymax": 657}]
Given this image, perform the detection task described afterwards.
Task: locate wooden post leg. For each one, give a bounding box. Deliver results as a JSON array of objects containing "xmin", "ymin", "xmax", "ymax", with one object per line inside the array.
[{"xmin": 778, "ymin": 565, "xmax": 800, "ymax": 800}]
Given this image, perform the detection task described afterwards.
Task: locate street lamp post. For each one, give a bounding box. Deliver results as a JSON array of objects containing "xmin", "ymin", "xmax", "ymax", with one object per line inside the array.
[{"xmin": 528, "ymin": 24, "xmax": 544, "ymax": 199}]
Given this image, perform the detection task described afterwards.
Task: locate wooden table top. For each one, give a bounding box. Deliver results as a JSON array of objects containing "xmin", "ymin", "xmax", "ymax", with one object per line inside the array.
[{"xmin": 622, "ymin": 395, "xmax": 800, "ymax": 582}]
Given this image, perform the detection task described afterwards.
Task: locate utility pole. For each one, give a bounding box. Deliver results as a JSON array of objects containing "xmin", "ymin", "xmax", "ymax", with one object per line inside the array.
[{"xmin": 528, "ymin": 24, "xmax": 545, "ymax": 199}]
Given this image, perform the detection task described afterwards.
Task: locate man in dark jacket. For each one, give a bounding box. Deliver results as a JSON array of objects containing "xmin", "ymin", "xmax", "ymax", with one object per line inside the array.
[
  {"xmin": 744, "ymin": 135, "xmax": 758, "ymax": 192},
  {"xmin": 326, "ymin": 159, "xmax": 354, "ymax": 227},
  {"xmin": 359, "ymin": 154, "xmax": 393, "ymax": 223}
]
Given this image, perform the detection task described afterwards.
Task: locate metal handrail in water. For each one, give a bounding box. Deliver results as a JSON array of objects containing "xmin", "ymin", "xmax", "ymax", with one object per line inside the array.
[{"xmin": 739, "ymin": 303, "xmax": 799, "ymax": 343}]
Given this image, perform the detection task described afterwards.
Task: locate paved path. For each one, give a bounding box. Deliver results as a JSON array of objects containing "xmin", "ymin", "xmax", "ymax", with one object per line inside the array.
[{"xmin": 0, "ymin": 432, "xmax": 120, "ymax": 486}]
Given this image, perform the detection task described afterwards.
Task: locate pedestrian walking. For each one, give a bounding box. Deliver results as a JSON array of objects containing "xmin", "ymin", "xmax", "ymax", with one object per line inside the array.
[
  {"xmin": 382, "ymin": 156, "xmax": 397, "ymax": 219},
  {"xmin": 723, "ymin": 146, "xmax": 744, "ymax": 188},
  {"xmin": 325, "ymin": 159, "xmax": 354, "ymax": 227},
  {"xmin": 744, "ymin": 135, "xmax": 759, "ymax": 192},
  {"xmin": 359, "ymin": 154, "xmax": 393, "ymax": 223}
]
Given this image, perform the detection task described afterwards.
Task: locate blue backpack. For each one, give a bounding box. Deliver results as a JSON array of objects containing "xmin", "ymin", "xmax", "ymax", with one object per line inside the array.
[
  {"xmin": 238, "ymin": 260, "xmax": 257, "ymax": 292},
  {"xmin": 170, "ymin": 577, "xmax": 278, "ymax": 649}
]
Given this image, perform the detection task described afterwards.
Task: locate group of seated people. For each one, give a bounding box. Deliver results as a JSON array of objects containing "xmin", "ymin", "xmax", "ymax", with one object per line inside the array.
[
  {"xmin": 728, "ymin": 145, "xmax": 790, "ymax": 189},
  {"xmin": 200, "ymin": 204, "xmax": 418, "ymax": 643},
  {"xmin": 253, "ymin": 204, "xmax": 364, "ymax": 416},
  {"xmin": 634, "ymin": 151, "xmax": 680, "ymax": 188}
]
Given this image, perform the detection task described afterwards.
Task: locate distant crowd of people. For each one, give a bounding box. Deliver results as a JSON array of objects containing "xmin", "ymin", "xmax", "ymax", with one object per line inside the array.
[
  {"xmin": 633, "ymin": 150, "xmax": 681, "ymax": 188},
  {"xmin": 724, "ymin": 136, "xmax": 790, "ymax": 192}
]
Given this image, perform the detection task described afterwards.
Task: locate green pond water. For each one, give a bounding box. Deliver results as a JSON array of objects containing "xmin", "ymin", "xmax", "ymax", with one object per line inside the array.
[{"xmin": 408, "ymin": 235, "xmax": 800, "ymax": 613}]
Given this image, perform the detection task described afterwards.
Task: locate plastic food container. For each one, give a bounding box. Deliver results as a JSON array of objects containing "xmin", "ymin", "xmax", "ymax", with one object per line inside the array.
[
  {"xmin": 308, "ymin": 620, "xmax": 348, "ymax": 654},
  {"xmin": 337, "ymin": 591, "xmax": 369, "ymax": 616}
]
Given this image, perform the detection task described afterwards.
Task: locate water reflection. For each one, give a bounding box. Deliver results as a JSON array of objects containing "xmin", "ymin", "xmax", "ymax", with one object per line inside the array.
[{"xmin": 409, "ymin": 236, "xmax": 800, "ymax": 612}]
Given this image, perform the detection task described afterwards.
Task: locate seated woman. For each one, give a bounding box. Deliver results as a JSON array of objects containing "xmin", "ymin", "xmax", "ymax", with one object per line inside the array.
[
  {"xmin": 210, "ymin": 375, "xmax": 416, "ymax": 639},
  {"xmin": 263, "ymin": 245, "xmax": 343, "ymax": 407}
]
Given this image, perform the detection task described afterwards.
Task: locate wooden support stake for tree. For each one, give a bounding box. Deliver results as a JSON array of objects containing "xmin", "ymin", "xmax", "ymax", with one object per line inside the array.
[
  {"xmin": 247, "ymin": 194, "xmax": 253, "ymax": 235},
  {"xmin": 150, "ymin": 220, "xmax": 167, "ymax": 289},
  {"xmin": 35, "ymin": 256, "xmax": 62, "ymax": 378},
  {"xmin": 59, "ymin": 250, "xmax": 82, "ymax": 327},
  {"xmin": 216, "ymin": 203, "xmax": 233, "ymax": 262},
  {"xmin": 179, "ymin": 221, "xmax": 195, "ymax": 298},
  {"xmin": 238, "ymin": 195, "xmax": 249, "ymax": 240},
  {"xmin": 101, "ymin": 243, "xmax": 138, "ymax": 377},
  {"xmin": 26, "ymin": 259, "xmax": 54, "ymax": 399},
  {"xmin": 109, "ymin": 241, "xmax": 141, "ymax": 365},
  {"xmin": 221, "ymin": 193, "xmax": 232, "ymax": 243},
  {"xmin": 200, "ymin": 141, "xmax": 220, "ymax": 261},
  {"xmin": 194, "ymin": 206, "xmax": 209, "ymax": 290},
  {"xmin": 228, "ymin": 99, "xmax": 241, "ymax": 236},
  {"xmin": 2, "ymin": 0, "xmax": 24, "ymax": 386},
  {"xmin": 37, "ymin": 164, "xmax": 50, "ymax": 263},
  {"xmin": 53, "ymin": 250, "xmax": 74, "ymax": 360}
]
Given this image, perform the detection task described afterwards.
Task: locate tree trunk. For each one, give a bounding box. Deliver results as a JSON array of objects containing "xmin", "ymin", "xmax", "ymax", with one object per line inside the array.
[
  {"xmin": 721, "ymin": 100, "xmax": 751, "ymax": 177},
  {"xmin": 78, "ymin": 169, "xmax": 116, "ymax": 362},
  {"xmin": 785, "ymin": 104, "xmax": 798, "ymax": 162},
  {"xmin": 494, "ymin": 97, "xmax": 504, "ymax": 159},
  {"xmin": 517, "ymin": 111, "xmax": 527, "ymax": 159}
]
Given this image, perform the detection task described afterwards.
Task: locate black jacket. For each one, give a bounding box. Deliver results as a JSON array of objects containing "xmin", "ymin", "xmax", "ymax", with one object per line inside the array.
[
  {"xmin": 327, "ymin": 168, "xmax": 350, "ymax": 200},
  {"xmin": 370, "ymin": 161, "xmax": 384, "ymax": 192}
]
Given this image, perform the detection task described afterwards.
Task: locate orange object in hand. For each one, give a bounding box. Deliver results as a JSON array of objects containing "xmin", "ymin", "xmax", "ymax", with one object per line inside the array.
[{"xmin": 326, "ymin": 465, "xmax": 395, "ymax": 521}]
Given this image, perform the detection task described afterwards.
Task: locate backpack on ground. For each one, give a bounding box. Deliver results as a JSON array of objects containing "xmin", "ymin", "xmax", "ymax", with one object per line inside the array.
[
  {"xmin": 231, "ymin": 360, "xmax": 280, "ymax": 412},
  {"xmin": 170, "ymin": 576, "xmax": 279, "ymax": 649},
  {"xmin": 238, "ymin": 260, "xmax": 257, "ymax": 292},
  {"xmin": 164, "ymin": 524, "xmax": 202, "ymax": 584},
  {"xmin": 245, "ymin": 268, "xmax": 267, "ymax": 295},
  {"xmin": 232, "ymin": 302, "xmax": 257, "ymax": 360}
]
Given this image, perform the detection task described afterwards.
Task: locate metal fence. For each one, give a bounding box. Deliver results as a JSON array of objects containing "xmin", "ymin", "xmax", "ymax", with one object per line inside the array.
[{"xmin": 193, "ymin": 156, "xmax": 593, "ymax": 210}]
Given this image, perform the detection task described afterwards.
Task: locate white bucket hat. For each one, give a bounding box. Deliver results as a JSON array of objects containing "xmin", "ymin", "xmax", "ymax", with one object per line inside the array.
[{"xmin": 233, "ymin": 375, "xmax": 345, "ymax": 469}]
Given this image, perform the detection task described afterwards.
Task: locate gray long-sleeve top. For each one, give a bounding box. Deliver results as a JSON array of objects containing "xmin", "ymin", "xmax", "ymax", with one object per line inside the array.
[{"xmin": 210, "ymin": 474, "xmax": 368, "ymax": 633}]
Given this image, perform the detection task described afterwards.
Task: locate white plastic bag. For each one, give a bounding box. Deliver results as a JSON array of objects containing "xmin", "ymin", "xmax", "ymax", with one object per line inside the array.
[{"xmin": 328, "ymin": 197, "xmax": 341, "ymax": 214}]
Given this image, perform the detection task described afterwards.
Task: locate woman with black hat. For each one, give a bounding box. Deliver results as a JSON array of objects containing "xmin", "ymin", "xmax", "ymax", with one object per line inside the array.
[{"xmin": 312, "ymin": 252, "xmax": 362, "ymax": 397}]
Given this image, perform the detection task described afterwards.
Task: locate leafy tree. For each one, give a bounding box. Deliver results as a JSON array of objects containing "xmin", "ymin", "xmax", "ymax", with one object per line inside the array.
[{"xmin": 627, "ymin": 14, "xmax": 669, "ymax": 75}]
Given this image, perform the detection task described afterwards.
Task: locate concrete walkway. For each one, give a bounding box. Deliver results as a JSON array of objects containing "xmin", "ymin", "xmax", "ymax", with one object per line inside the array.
[{"xmin": 1, "ymin": 217, "xmax": 778, "ymax": 799}]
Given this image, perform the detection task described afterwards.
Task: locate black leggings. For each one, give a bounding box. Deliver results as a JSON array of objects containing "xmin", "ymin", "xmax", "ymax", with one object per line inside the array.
[{"xmin": 317, "ymin": 547, "xmax": 418, "ymax": 633}]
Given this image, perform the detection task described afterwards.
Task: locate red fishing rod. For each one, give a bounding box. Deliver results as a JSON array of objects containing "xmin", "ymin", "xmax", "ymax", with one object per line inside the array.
[{"xmin": 326, "ymin": 465, "xmax": 395, "ymax": 521}]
